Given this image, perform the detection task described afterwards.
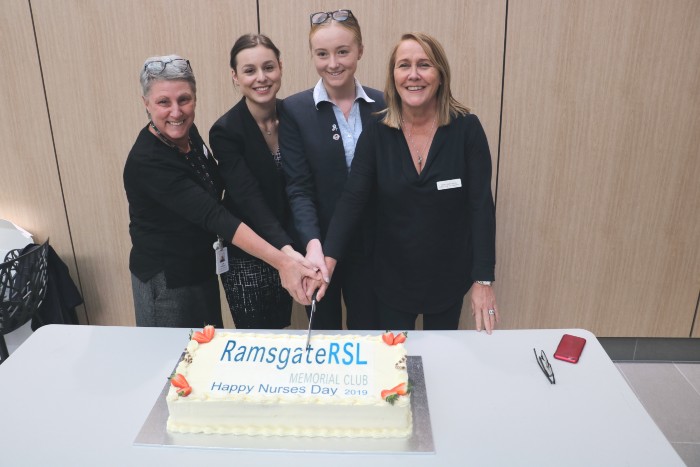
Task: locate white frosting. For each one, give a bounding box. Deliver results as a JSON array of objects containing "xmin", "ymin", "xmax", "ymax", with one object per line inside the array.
[{"xmin": 166, "ymin": 332, "xmax": 412, "ymax": 437}]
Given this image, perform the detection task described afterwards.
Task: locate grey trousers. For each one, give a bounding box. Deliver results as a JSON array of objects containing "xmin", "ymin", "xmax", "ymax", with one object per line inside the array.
[{"xmin": 131, "ymin": 272, "xmax": 223, "ymax": 328}]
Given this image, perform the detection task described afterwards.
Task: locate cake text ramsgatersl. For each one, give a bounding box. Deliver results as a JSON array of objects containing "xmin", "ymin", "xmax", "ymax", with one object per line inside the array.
[{"xmin": 220, "ymin": 340, "xmax": 368, "ymax": 370}]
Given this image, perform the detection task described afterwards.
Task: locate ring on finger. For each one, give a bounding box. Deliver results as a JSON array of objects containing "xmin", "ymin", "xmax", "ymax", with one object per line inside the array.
[{"xmin": 488, "ymin": 309, "xmax": 495, "ymax": 316}]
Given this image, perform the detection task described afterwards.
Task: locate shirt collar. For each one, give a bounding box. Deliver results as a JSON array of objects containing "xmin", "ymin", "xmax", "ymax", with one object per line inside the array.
[{"xmin": 313, "ymin": 78, "xmax": 375, "ymax": 109}]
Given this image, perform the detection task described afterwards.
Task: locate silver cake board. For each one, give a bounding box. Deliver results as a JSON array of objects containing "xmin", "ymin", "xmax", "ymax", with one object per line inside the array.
[{"xmin": 134, "ymin": 356, "xmax": 434, "ymax": 454}]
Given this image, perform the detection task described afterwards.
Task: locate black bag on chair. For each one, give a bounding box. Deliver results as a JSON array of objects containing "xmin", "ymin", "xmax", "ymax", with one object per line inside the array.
[{"xmin": 28, "ymin": 243, "xmax": 82, "ymax": 330}]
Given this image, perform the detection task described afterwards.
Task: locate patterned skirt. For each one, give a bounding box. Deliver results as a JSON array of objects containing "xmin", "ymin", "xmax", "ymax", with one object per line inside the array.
[{"xmin": 220, "ymin": 253, "xmax": 292, "ymax": 329}]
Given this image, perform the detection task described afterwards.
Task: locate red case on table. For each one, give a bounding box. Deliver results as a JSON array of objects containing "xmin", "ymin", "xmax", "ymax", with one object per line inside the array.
[{"xmin": 554, "ymin": 334, "xmax": 586, "ymax": 363}]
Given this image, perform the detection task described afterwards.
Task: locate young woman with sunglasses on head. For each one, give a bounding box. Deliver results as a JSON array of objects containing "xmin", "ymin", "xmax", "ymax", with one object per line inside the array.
[
  {"xmin": 209, "ymin": 34, "xmax": 312, "ymax": 329},
  {"xmin": 124, "ymin": 55, "xmax": 320, "ymax": 328},
  {"xmin": 280, "ymin": 10, "xmax": 385, "ymax": 330}
]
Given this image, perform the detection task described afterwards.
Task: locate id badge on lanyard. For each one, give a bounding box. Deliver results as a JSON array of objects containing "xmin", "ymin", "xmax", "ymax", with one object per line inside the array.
[{"xmin": 213, "ymin": 236, "xmax": 229, "ymax": 274}]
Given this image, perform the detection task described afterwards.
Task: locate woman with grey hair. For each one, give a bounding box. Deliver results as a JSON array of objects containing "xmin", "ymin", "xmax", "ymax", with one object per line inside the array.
[{"xmin": 124, "ymin": 55, "xmax": 320, "ymax": 328}]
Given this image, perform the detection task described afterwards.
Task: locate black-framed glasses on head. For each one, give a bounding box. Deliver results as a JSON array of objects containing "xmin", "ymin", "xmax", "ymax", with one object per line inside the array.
[
  {"xmin": 144, "ymin": 58, "xmax": 192, "ymax": 75},
  {"xmin": 310, "ymin": 9, "xmax": 354, "ymax": 26},
  {"xmin": 534, "ymin": 348, "xmax": 555, "ymax": 384}
]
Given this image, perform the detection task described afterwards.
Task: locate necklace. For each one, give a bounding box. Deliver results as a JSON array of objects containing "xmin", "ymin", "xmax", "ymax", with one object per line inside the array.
[
  {"xmin": 260, "ymin": 118, "xmax": 278, "ymax": 135},
  {"xmin": 402, "ymin": 115, "xmax": 437, "ymax": 171},
  {"xmin": 149, "ymin": 121, "xmax": 190, "ymax": 153}
]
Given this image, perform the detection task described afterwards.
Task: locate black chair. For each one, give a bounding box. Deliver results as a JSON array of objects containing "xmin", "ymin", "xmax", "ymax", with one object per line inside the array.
[{"xmin": 0, "ymin": 240, "xmax": 49, "ymax": 363}]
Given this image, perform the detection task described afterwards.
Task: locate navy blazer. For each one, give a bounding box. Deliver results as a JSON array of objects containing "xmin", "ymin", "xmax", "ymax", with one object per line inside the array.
[
  {"xmin": 279, "ymin": 86, "xmax": 385, "ymax": 252},
  {"xmin": 210, "ymin": 98, "xmax": 294, "ymax": 258}
]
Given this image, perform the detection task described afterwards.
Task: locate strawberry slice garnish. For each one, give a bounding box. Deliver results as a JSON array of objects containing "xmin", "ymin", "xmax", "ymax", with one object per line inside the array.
[
  {"xmin": 192, "ymin": 331, "xmax": 208, "ymax": 343},
  {"xmin": 382, "ymin": 331, "xmax": 408, "ymax": 345},
  {"xmin": 382, "ymin": 332, "xmax": 395, "ymax": 345},
  {"xmin": 202, "ymin": 325, "xmax": 215, "ymax": 340},
  {"xmin": 192, "ymin": 325, "xmax": 215, "ymax": 343},
  {"xmin": 170, "ymin": 373, "xmax": 190, "ymax": 389},
  {"xmin": 391, "ymin": 382, "xmax": 408, "ymax": 396},
  {"xmin": 381, "ymin": 381, "xmax": 412, "ymax": 404},
  {"xmin": 170, "ymin": 373, "xmax": 193, "ymax": 397},
  {"xmin": 392, "ymin": 332, "xmax": 407, "ymax": 345}
]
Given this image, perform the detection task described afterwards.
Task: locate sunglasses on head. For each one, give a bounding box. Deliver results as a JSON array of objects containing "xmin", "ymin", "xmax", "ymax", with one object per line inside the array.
[
  {"xmin": 310, "ymin": 9, "xmax": 353, "ymax": 26},
  {"xmin": 143, "ymin": 58, "xmax": 192, "ymax": 75}
]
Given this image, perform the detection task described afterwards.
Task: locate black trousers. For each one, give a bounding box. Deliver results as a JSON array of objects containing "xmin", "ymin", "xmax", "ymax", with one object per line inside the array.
[
  {"xmin": 377, "ymin": 295, "xmax": 464, "ymax": 331},
  {"xmin": 306, "ymin": 254, "xmax": 379, "ymax": 330}
]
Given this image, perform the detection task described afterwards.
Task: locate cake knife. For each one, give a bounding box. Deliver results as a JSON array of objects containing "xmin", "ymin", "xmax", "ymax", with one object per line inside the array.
[{"xmin": 305, "ymin": 290, "xmax": 318, "ymax": 351}]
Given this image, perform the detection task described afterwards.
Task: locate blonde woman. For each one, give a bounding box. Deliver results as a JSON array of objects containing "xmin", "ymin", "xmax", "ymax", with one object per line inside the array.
[{"xmin": 324, "ymin": 34, "xmax": 499, "ymax": 332}]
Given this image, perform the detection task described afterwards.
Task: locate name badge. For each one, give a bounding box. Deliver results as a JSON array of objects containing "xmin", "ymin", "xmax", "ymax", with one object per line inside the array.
[
  {"xmin": 214, "ymin": 239, "xmax": 229, "ymax": 274},
  {"xmin": 437, "ymin": 179, "xmax": 462, "ymax": 190}
]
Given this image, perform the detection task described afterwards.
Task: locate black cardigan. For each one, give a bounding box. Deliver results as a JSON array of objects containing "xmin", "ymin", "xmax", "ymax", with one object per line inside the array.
[
  {"xmin": 123, "ymin": 124, "xmax": 240, "ymax": 288},
  {"xmin": 209, "ymin": 98, "xmax": 294, "ymax": 258},
  {"xmin": 324, "ymin": 113, "xmax": 496, "ymax": 314}
]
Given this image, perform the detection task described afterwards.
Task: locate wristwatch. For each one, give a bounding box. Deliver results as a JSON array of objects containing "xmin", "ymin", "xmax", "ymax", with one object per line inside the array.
[{"xmin": 475, "ymin": 280, "xmax": 493, "ymax": 286}]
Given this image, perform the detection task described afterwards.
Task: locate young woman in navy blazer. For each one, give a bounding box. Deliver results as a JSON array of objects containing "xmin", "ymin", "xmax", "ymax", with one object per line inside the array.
[{"xmin": 280, "ymin": 10, "xmax": 385, "ymax": 330}]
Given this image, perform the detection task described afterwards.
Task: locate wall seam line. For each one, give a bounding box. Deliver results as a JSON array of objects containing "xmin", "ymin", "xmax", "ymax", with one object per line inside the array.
[
  {"xmin": 495, "ymin": 0, "xmax": 509, "ymax": 211},
  {"xmin": 28, "ymin": 0, "xmax": 89, "ymax": 324},
  {"xmin": 689, "ymin": 288, "xmax": 699, "ymax": 338},
  {"xmin": 256, "ymin": 0, "xmax": 261, "ymax": 34}
]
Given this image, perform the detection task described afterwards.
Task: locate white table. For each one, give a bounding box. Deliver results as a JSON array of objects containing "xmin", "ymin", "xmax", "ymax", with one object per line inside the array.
[
  {"xmin": 0, "ymin": 219, "xmax": 32, "ymax": 261},
  {"xmin": 0, "ymin": 325, "xmax": 684, "ymax": 466}
]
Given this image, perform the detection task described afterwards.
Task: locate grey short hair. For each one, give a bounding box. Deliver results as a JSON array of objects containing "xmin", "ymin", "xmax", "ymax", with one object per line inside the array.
[{"xmin": 140, "ymin": 54, "xmax": 196, "ymax": 97}]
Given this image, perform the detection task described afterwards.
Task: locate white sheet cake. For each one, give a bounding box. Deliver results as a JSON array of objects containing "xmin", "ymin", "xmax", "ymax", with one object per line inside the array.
[{"xmin": 166, "ymin": 328, "xmax": 412, "ymax": 438}]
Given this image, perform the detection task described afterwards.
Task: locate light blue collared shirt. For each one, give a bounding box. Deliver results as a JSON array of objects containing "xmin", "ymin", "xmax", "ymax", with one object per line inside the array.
[{"xmin": 313, "ymin": 79, "xmax": 375, "ymax": 171}]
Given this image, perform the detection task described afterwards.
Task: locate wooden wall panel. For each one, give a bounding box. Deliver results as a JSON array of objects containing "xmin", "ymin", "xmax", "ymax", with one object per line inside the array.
[
  {"xmin": 16, "ymin": 0, "xmax": 697, "ymax": 336},
  {"xmin": 31, "ymin": 0, "xmax": 258, "ymax": 326},
  {"xmin": 262, "ymin": 0, "xmax": 506, "ymax": 330},
  {"xmin": 498, "ymin": 0, "xmax": 700, "ymax": 336},
  {"xmin": 0, "ymin": 0, "xmax": 86, "ymax": 322}
]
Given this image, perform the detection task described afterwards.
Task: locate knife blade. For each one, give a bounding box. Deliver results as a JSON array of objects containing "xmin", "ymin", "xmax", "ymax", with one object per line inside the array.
[{"xmin": 305, "ymin": 290, "xmax": 318, "ymax": 351}]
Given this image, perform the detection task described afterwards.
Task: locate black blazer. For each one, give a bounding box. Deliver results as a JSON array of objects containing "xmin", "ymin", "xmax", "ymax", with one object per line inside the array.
[
  {"xmin": 210, "ymin": 98, "xmax": 294, "ymax": 258},
  {"xmin": 324, "ymin": 113, "xmax": 496, "ymax": 314},
  {"xmin": 279, "ymin": 86, "xmax": 385, "ymax": 252}
]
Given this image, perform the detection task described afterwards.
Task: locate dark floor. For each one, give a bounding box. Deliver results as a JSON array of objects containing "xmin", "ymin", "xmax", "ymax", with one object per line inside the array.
[{"xmin": 598, "ymin": 337, "xmax": 700, "ymax": 466}]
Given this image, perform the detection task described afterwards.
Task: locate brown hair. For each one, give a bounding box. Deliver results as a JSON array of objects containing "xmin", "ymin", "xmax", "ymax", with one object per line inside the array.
[
  {"xmin": 230, "ymin": 33, "xmax": 281, "ymax": 71},
  {"xmin": 381, "ymin": 32, "xmax": 469, "ymax": 129}
]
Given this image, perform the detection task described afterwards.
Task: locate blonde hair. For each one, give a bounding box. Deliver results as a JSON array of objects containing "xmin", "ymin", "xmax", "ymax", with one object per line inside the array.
[
  {"xmin": 381, "ymin": 33, "xmax": 469, "ymax": 129},
  {"xmin": 308, "ymin": 12, "xmax": 363, "ymax": 50}
]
